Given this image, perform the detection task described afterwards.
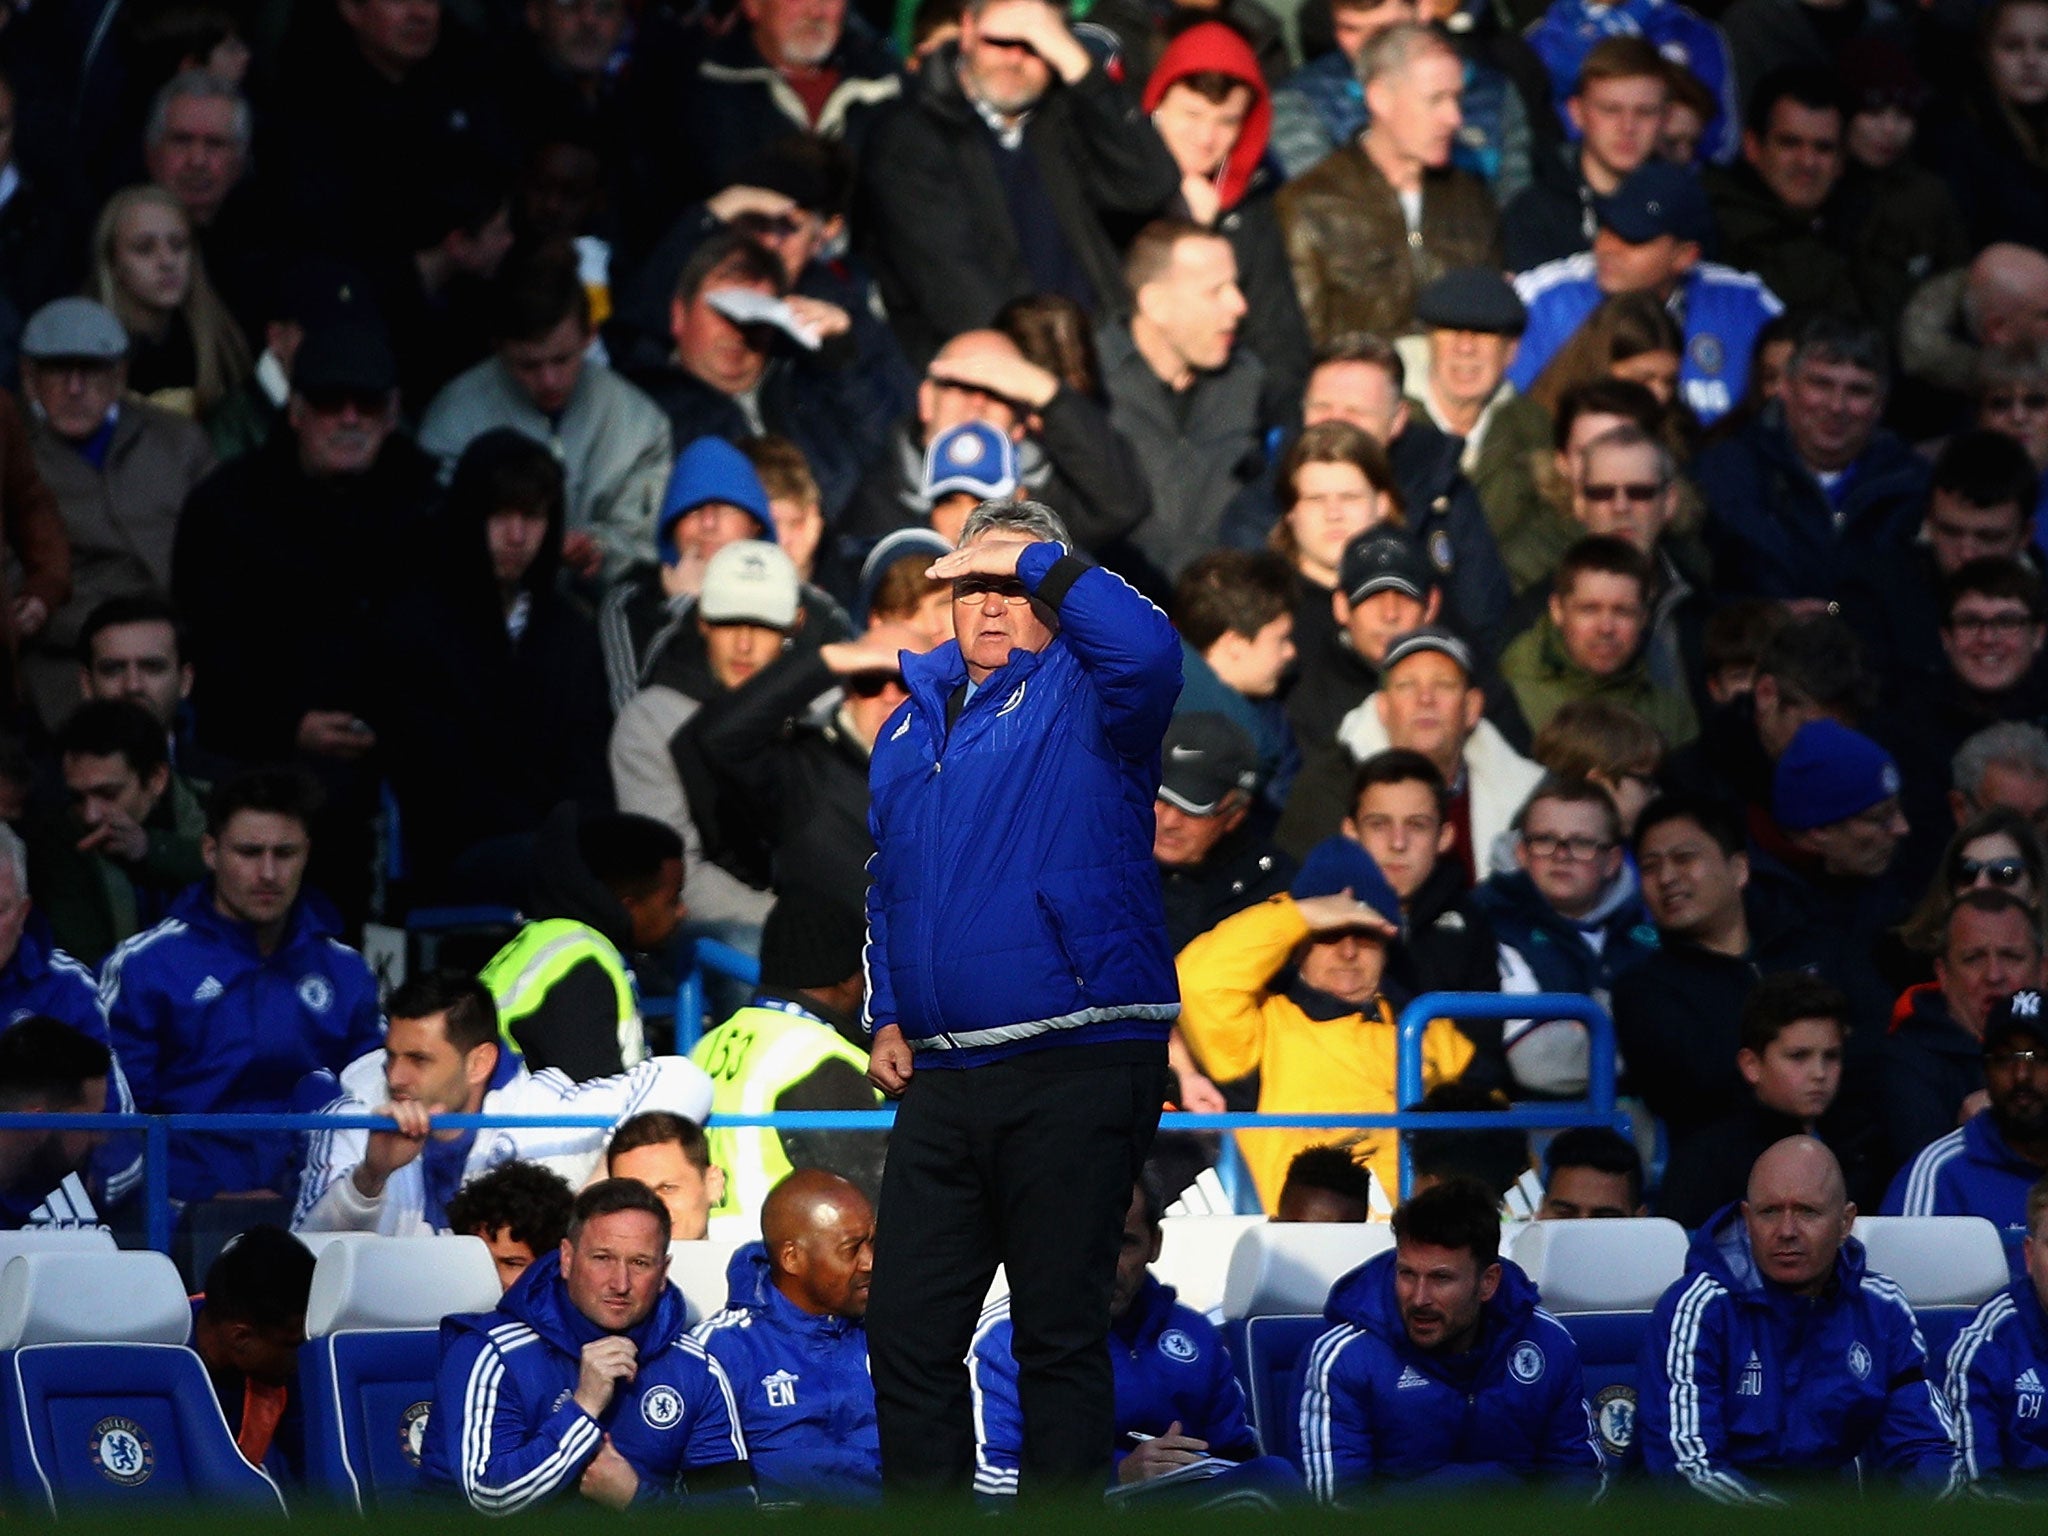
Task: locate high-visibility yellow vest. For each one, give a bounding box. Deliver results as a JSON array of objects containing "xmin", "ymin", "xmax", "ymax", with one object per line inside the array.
[
  {"xmin": 690, "ymin": 1002, "xmax": 874, "ymax": 1217},
  {"xmin": 479, "ymin": 918, "xmax": 645, "ymax": 1067}
]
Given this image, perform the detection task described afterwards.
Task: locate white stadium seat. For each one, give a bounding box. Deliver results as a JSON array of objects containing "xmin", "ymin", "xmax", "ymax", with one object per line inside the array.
[
  {"xmin": 1509, "ymin": 1218, "xmax": 1689, "ymax": 1313},
  {"xmin": 0, "ymin": 1250, "xmax": 190, "ymax": 1347},
  {"xmin": 1220, "ymin": 1223, "xmax": 1392, "ymax": 1321},
  {"xmin": 1852, "ymin": 1216, "xmax": 2010, "ymax": 1308},
  {"xmin": 305, "ymin": 1235, "xmax": 502, "ymax": 1337},
  {"xmin": 669, "ymin": 1235, "xmax": 749, "ymax": 1325},
  {"xmin": 1154, "ymin": 1215, "xmax": 1263, "ymax": 1316},
  {"xmin": 0, "ymin": 1229, "xmax": 114, "ymax": 1267}
]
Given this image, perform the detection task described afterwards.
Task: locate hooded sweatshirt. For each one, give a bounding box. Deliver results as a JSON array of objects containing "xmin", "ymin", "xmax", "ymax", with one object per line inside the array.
[
  {"xmin": 1635, "ymin": 1205, "xmax": 1962, "ymax": 1499},
  {"xmin": 1142, "ymin": 24, "xmax": 1271, "ymax": 212},
  {"xmin": 691, "ymin": 1242, "xmax": 880, "ymax": 1503},
  {"xmin": 1295, "ymin": 1248, "xmax": 1602, "ymax": 1497},
  {"xmin": 421, "ymin": 1249, "xmax": 749, "ymax": 1511}
]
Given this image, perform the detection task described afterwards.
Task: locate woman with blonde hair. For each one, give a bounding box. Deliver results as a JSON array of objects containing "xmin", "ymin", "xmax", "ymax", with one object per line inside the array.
[{"xmin": 87, "ymin": 184, "xmax": 250, "ymax": 419}]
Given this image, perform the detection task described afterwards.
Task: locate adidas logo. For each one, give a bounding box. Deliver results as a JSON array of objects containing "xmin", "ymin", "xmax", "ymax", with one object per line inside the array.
[
  {"xmin": 192, "ymin": 976, "xmax": 224, "ymax": 1003},
  {"xmin": 1737, "ymin": 1350, "xmax": 1764, "ymax": 1397},
  {"xmin": 1396, "ymin": 1365, "xmax": 1429, "ymax": 1391},
  {"xmin": 2020, "ymin": 1369, "xmax": 2043, "ymax": 1394}
]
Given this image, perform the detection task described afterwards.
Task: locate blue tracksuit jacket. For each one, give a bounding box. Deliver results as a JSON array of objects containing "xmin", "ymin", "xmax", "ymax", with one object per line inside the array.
[
  {"xmin": 970, "ymin": 1272, "xmax": 1260, "ymax": 1494},
  {"xmin": 0, "ymin": 925, "xmax": 141, "ymax": 1216},
  {"xmin": 1636, "ymin": 1204, "xmax": 1963, "ymax": 1500},
  {"xmin": 1293, "ymin": 1251, "xmax": 1602, "ymax": 1499},
  {"xmin": 422, "ymin": 1250, "xmax": 749, "ymax": 1511},
  {"xmin": 1883, "ymin": 1112, "xmax": 2039, "ymax": 1280},
  {"xmin": 1509, "ymin": 256, "xmax": 1782, "ymax": 423},
  {"xmin": 691, "ymin": 1243, "xmax": 880, "ymax": 1503},
  {"xmin": 98, "ymin": 884, "xmax": 382, "ymax": 1199},
  {"xmin": 1945, "ymin": 1274, "xmax": 2048, "ymax": 1489},
  {"xmin": 862, "ymin": 542, "xmax": 1183, "ymax": 1065}
]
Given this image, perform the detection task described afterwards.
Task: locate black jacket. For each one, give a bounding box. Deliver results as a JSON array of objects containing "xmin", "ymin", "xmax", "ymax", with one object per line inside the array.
[
  {"xmin": 1159, "ymin": 828, "xmax": 1295, "ymax": 954},
  {"xmin": 1383, "ymin": 856, "xmax": 1506, "ymax": 1089},
  {"xmin": 1501, "ymin": 143, "xmax": 1596, "ymax": 274},
  {"xmin": 172, "ymin": 431, "xmax": 441, "ymax": 764},
  {"xmin": 368, "ymin": 433, "xmax": 615, "ymax": 898},
  {"xmin": 679, "ymin": 649, "xmax": 876, "ymax": 913},
  {"xmin": 1883, "ymin": 983, "xmax": 1987, "ymax": 1173},
  {"xmin": 857, "ymin": 42, "xmax": 1181, "ymax": 364},
  {"xmin": 1658, "ymin": 1096, "xmax": 1886, "ymax": 1229},
  {"xmin": 510, "ymin": 804, "xmax": 647, "ymax": 1080}
]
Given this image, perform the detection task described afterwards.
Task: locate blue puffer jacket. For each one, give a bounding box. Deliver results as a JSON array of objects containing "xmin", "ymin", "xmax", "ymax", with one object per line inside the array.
[
  {"xmin": 99, "ymin": 885, "xmax": 382, "ymax": 1200},
  {"xmin": 863, "ymin": 542, "xmax": 1182, "ymax": 1065},
  {"xmin": 1945, "ymin": 1274, "xmax": 2048, "ymax": 1490},
  {"xmin": 691, "ymin": 1243, "xmax": 879, "ymax": 1504},
  {"xmin": 970, "ymin": 1273, "xmax": 1260, "ymax": 1494},
  {"xmin": 1471, "ymin": 867, "xmax": 1659, "ymax": 998},
  {"xmin": 1294, "ymin": 1249, "xmax": 1602, "ymax": 1499},
  {"xmin": 1635, "ymin": 1205, "xmax": 1962, "ymax": 1500},
  {"xmin": 422, "ymin": 1250, "xmax": 750, "ymax": 1511}
]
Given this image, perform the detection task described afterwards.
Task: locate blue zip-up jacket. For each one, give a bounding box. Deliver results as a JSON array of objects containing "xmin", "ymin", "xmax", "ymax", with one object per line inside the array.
[
  {"xmin": 690, "ymin": 1243, "xmax": 879, "ymax": 1504},
  {"xmin": 1945, "ymin": 1274, "xmax": 2048, "ymax": 1489},
  {"xmin": 1509, "ymin": 255, "xmax": 1782, "ymax": 424},
  {"xmin": 970, "ymin": 1273, "xmax": 1259, "ymax": 1494},
  {"xmin": 1636, "ymin": 1204, "xmax": 1963, "ymax": 1500},
  {"xmin": 1294, "ymin": 1250, "xmax": 1602, "ymax": 1499},
  {"xmin": 1882, "ymin": 1112, "xmax": 2040, "ymax": 1281},
  {"xmin": 98, "ymin": 884, "xmax": 383, "ymax": 1200},
  {"xmin": 0, "ymin": 924, "xmax": 141, "ymax": 1218},
  {"xmin": 862, "ymin": 541, "xmax": 1182, "ymax": 1065},
  {"xmin": 1470, "ymin": 866, "xmax": 1659, "ymax": 999},
  {"xmin": 422, "ymin": 1249, "xmax": 750, "ymax": 1511},
  {"xmin": 1524, "ymin": 0, "xmax": 1738, "ymax": 165}
]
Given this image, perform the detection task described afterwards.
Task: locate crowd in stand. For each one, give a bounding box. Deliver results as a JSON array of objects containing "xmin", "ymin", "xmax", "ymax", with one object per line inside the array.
[{"xmin": 0, "ymin": 0, "xmax": 2047, "ymax": 1503}]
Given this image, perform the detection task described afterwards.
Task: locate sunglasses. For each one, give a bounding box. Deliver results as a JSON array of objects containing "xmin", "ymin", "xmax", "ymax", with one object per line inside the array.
[
  {"xmin": 1581, "ymin": 481, "xmax": 1663, "ymax": 504},
  {"xmin": 1984, "ymin": 390, "xmax": 2048, "ymax": 414},
  {"xmin": 1958, "ymin": 856, "xmax": 2030, "ymax": 887},
  {"xmin": 299, "ymin": 386, "xmax": 387, "ymax": 416},
  {"xmin": 846, "ymin": 670, "xmax": 903, "ymax": 699}
]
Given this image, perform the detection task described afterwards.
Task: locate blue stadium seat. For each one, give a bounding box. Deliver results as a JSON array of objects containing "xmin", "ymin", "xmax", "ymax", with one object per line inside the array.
[
  {"xmin": 1851, "ymin": 1216, "xmax": 2010, "ymax": 1366},
  {"xmin": 0, "ymin": 1250, "xmax": 285, "ymax": 1514},
  {"xmin": 1507, "ymin": 1217, "xmax": 1689, "ymax": 1462},
  {"xmin": 299, "ymin": 1235, "xmax": 502, "ymax": 1511},
  {"xmin": 1217, "ymin": 1223, "xmax": 1392, "ymax": 1462}
]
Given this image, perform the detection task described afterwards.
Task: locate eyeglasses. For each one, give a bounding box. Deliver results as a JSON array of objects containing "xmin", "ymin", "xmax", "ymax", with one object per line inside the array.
[
  {"xmin": 953, "ymin": 579, "xmax": 1030, "ymax": 605},
  {"xmin": 1580, "ymin": 481, "xmax": 1663, "ymax": 504},
  {"xmin": 299, "ymin": 386, "xmax": 387, "ymax": 416},
  {"xmin": 1988, "ymin": 1049, "xmax": 2045, "ymax": 1069},
  {"xmin": 1959, "ymin": 856, "xmax": 2030, "ymax": 888},
  {"xmin": 1947, "ymin": 612, "xmax": 2038, "ymax": 636},
  {"xmin": 1984, "ymin": 390, "xmax": 2048, "ymax": 414},
  {"xmin": 1522, "ymin": 832, "xmax": 1614, "ymax": 860}
]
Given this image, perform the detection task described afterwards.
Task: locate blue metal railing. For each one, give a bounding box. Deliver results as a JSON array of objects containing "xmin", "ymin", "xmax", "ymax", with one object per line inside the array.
[{"xmin": 10, "ymin": 992, "xmax": 1625, "ymax": 1246}]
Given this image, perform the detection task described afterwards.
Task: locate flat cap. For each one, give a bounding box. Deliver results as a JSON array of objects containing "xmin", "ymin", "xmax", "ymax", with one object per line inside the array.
[
  {"xmin": 21, "ymin": 298, "xmax": 128, "ymax": 362},
  {"xmin": 1414, "ymin": 267, "xmax": 1527, "ymax": 335}
]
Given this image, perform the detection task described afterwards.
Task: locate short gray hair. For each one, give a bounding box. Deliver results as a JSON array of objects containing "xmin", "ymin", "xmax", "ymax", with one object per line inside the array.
[
  {"xmin": 957, "ymin": 498, "xmax": 1072, "ymax": 550},
  {"xmin": 144, "ymin": 69, "xmax": 253, "ymax": 155},
  {"xmin": 1358, "ymin": 22, "xmax": 1454, "ymax": 89},
  {"xmin": 1954, "ymin": 721, "xmax": 2048, "ymax": 803},
  {"xmin": 0, "ymin": 823, "xmax": 27, "ymax": 895}
]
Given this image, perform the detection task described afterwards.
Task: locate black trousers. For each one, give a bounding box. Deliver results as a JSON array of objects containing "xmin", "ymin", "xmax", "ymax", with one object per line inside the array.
[{"xmin": 866, "ymin": 1042, "xmax": 1169, "ymax": 1501}]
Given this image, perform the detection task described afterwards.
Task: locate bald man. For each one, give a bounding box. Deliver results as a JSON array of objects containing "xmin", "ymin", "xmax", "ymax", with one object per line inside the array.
[
  {"xmin": 1903, "ymin": 244, "xmax": 2048, "ymax": 399},
  {"xmin": 844, "ymin": 329, "xmax": 1150, "ymax": 552},
  {"xmin": 691, "ymin": 1169, "xmax": 879, "ymax": 1503},
  {"xmin": 1636, "ymin": 1137, "xmax": 1962, "ymax": 1501}
]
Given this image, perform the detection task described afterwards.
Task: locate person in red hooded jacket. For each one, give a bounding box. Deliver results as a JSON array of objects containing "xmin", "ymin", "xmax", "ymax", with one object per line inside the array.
[{"xmin": 1141, "ymin": 22, "xmax": 1313, "ymax": 421}]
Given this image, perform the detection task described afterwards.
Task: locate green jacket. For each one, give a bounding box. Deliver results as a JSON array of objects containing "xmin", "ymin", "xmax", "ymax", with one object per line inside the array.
[
  {"xmin": 28, "ymin": 768, "xmax": 209, "ymax": 966},
  {"xmin": 1498, "ymin": 612, "xmax": 1699, "ymax": 747}
]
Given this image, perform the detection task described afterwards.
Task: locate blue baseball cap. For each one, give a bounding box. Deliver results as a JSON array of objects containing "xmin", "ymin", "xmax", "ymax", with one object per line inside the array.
[
  {"xmin": 1595, "ymin": 160, "xmax": 1716, "ymax": 247},
  {"xmin": 922, "ymin": 422, "xmax": 1019, "ymax": 502},
  {"xmin": 1772, "ymin": 719, "xmax": 1903, "ymax": 831},
  {"xmin": 1291, "ymin": 836, "xmax": 1403, "ymax": 931}
]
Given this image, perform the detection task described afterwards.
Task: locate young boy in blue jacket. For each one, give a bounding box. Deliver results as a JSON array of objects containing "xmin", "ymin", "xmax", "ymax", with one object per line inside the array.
[
  {"xmin": 1294, "ymin": 1175, "xmax": 1603, "ymax": 1500},
  {"xmin": 422, "ymin": 1178, "xmax": 751, "ymax": 1511},
  {"xmin": 1636, "ymin": 1136, "xmax": 1962, "ymax": 1500}
]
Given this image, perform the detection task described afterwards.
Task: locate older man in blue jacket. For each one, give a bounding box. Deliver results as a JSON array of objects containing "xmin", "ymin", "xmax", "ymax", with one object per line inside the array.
[
  {"xmin": 860, "ymin": 497, "xmax": 1182, "ymax": 1500},
  {"xmin": 1295, "ymin": 1176, "xmax": 1604, "ymax": 1500},
  {"xmin": 693, "ymin": 1170, "xmax": 879, "ymax": 1505},
  {"xmin": 422, "ymin": 1178, "xmax": 751, "ymax": 1511},
  {"xmin": 1637, "ymin": 1137, "xmax": 1962, "ymax": 1501}
]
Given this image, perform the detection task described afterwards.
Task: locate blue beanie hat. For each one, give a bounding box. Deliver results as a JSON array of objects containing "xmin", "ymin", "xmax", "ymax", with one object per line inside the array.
[
  {"xmin": 1290, "ymin": 837, "xmax": 1403, "ymax": 931},
  {"xmin": 1772, "ymin": 719, "xmax": 1902, "ymax": 831},
  {"xmin": 658, "ymin": 437, "xmax": 775, "ymax": 563}
]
